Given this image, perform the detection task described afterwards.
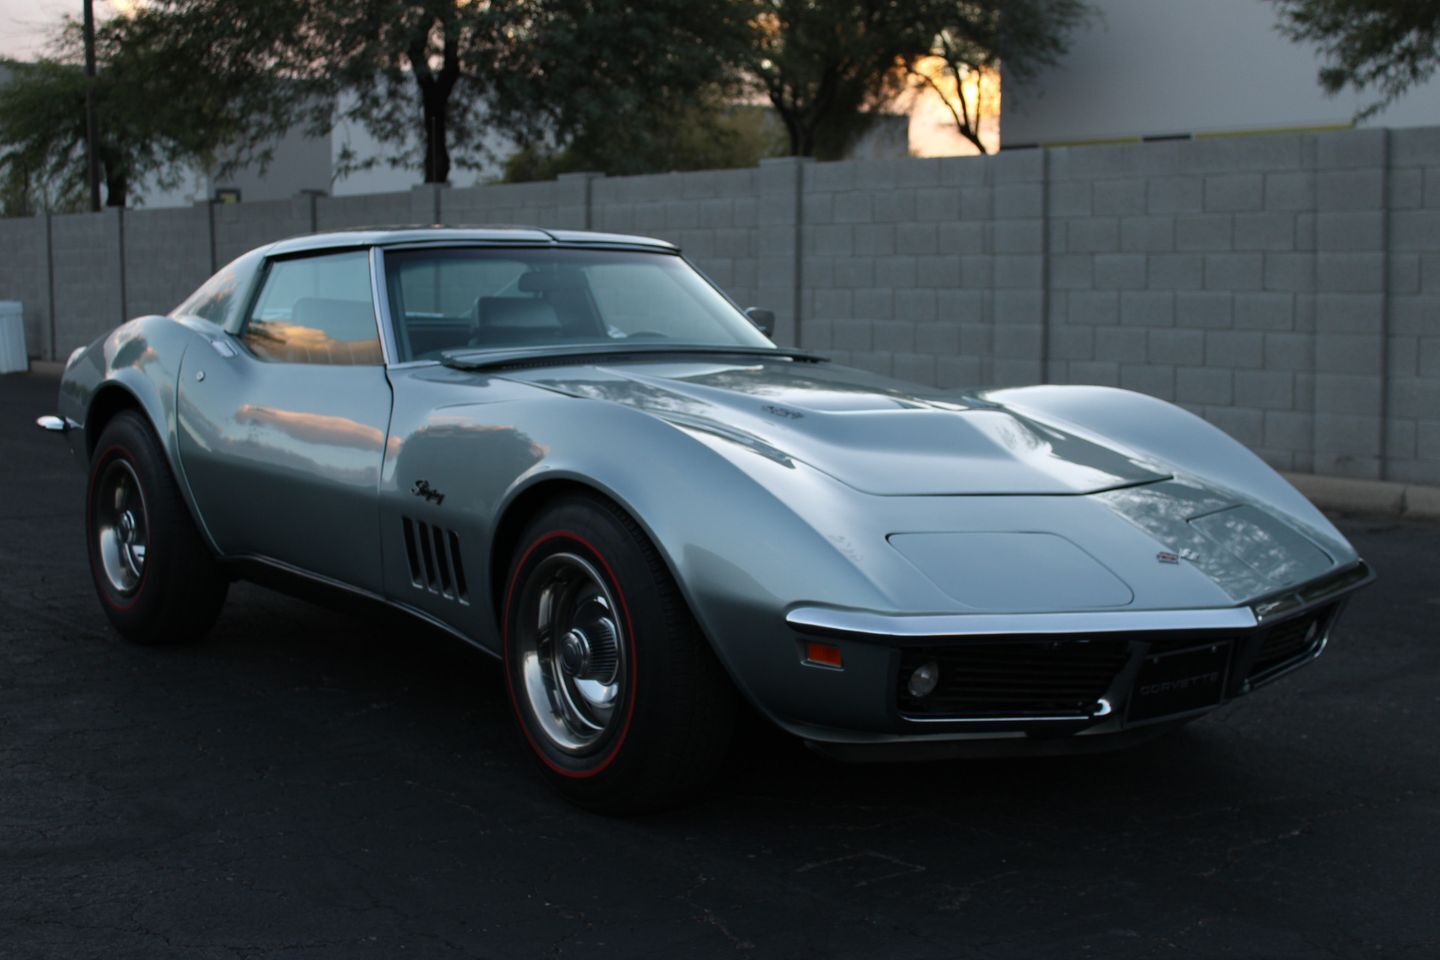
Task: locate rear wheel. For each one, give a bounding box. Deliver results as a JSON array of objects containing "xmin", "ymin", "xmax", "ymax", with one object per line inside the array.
[
  {"xmin": 87, "ymin": 410, "xmax": 228, "ymax": 644},
  {"xmin": 502, "ymin": 495, "xmax": 737, "ymax": 814}
]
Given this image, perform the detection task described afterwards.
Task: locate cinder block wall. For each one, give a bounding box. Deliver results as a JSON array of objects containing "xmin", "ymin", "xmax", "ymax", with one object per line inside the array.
[
  {"xmin": 123, "ymin": 206, "xmax": 212, "ymax": 319},
  {"xmin": 0, "ymin": 214, "xmax": 50, "ymax": 359},
  {"xmin": 3, "ymin": 125, "xmax": 1437, "ymax": 483}
]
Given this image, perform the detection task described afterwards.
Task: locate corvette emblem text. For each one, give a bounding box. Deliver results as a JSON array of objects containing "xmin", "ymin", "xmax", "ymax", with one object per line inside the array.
[
  {"xmin": 412, "ymin": 480, "xmax": 445, "ymax": 505},
  {"xmin": 1138, "ymin": 671, "xmax": 1221, "ymax": 696}
]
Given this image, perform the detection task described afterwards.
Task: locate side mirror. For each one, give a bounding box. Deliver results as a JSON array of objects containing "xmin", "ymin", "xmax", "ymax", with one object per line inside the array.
[{"xmin": 745, "ymin": 307, "xmax": 776, "ymax": 337}]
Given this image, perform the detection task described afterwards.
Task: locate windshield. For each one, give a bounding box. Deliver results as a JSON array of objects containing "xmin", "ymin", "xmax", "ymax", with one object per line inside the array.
[{"xmin": 382, "ymin": 247, "xmax": 773, "ymax": 362}]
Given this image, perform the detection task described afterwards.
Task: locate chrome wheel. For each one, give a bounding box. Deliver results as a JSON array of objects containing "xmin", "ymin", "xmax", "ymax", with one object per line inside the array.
[
  {"xmin": 95, "ymin": 459, "xmax": 148, "ymax": 596},
  {"xmin": 513, "ymin": 552, "xmax": 627, "ymax": 755}
]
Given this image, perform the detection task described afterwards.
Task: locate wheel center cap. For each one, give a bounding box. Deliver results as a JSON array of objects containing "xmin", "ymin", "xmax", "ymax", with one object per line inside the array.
[
  {"xmin": 118, "ymin": 511, "xmax": 136, "ymax": 544},
  {"xmin": 560, "ymin": 629, "xmax": 591, "ymax": 676}
]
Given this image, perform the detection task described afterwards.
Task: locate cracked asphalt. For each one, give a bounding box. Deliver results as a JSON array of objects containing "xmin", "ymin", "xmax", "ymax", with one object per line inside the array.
[{"xmin": 3, "ymin": 368, "xmax": 1438, "ymax": 959}]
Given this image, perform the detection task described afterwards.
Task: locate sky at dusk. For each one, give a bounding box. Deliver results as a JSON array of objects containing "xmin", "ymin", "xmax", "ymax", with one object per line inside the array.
[{"xmin": 0, "ymin": 0, "xmax": 131, "ymax": 60}]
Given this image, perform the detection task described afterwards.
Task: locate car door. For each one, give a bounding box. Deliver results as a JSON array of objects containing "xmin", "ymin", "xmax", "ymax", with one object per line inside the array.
[{"xmin": 176, "ymin": 248, "xmax": 394, "ymax": 594}]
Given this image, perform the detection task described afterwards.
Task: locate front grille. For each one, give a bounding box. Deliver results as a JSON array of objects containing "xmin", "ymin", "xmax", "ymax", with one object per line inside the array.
[
  {"xmin": 897, "ymin": 640, "xmax": 1130, "ymax": 718},
  {"xmin": 1248, "ymin": 603, "xmax": 1334, "ymax": 679},
  {"xmin": 402, "ymin": 517, "xmax": 469, "ymax": 604},
  {"xmin": 890, "ymin": 590, "xmax": 1351, "ymax": 722}
]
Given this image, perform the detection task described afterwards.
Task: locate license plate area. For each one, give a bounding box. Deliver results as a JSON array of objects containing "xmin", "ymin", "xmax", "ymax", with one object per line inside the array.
[{"xmin": 1127, "ymin": 641, "xmax": 1231, "ymax": 724}]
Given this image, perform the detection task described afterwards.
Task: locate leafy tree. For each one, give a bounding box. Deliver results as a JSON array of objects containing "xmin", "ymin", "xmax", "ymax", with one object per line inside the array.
[
  {"xmin": 743, "ymin": 0, "xmax": 1091, "ymax": 160},
  {"xmin": 907, "ymin": 0, "xmax": 1092, "ymax": 154},
  {"xmin": 87, "ymin": 0, "xmax": 749, "ymax": 188},
  {"xmin": 490, "ymin": 0, "xmax": 755, "ymax": 177},
  {"xmin": 302, "ymin": 0, "xmax": 511, "ymax": 184},
  {"xmin": 502, "ymin": 104, "xmax": 787, "ymax": 182},
  {"xmin": 1271, "ymin": 0, "xmax": 1440, "ymax": 119},
  {"xmin": 0, "ymin": 60, "xmax": 98, "ymax": 214},
  {"xmin": 745, "ymin": 0, "xmax": 920, "ymax": 160},
  {"xmin": 0, "ymin": 2, "xmax": 312, "ymax": 211}
]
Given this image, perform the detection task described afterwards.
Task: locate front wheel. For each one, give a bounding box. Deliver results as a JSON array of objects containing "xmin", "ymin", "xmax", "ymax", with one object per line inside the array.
[
  {"xmin": 502, "ymin": 495, "xmax": 737, "ymax": 814},
  {"xmin": 86, "ymin": 410, "xmax": 228, "ymax": 644}
]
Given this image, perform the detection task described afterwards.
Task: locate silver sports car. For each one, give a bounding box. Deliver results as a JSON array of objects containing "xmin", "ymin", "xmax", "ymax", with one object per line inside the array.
[{"xmin": 40, "ymin": 226, "xmax": 1372, "ymax": 812}]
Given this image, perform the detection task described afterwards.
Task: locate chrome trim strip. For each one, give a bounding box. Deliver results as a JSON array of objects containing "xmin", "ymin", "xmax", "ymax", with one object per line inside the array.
[
  {"xmin": 369, "ymin": 246, "xmax": 399, "ymax": 366},
  {"xmin": 900, "ymin": 697, "xmax": 1113, "ymax": 726},
  {"xmin": 376, "ymin": 238, "xmax": 678, "ymax": 253},
  {"xmin": 1250, "ymin": 561, "xmax": 1373, "ymax": 624},
  {"xmin": 785, "ymin": 606, "xmax": 1258, "ymax": 641}
]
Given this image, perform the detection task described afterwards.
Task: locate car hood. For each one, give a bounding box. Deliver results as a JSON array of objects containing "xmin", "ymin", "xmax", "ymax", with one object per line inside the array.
[{"xmin": 500, "ymin": 358, "xmax": 1169, "ymax": 496}]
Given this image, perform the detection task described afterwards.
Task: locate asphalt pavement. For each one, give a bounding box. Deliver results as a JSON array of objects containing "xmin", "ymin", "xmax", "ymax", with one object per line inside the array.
[{"xmin": 2, "ymin": 368, "xmax": 1437, "ymax": 959}]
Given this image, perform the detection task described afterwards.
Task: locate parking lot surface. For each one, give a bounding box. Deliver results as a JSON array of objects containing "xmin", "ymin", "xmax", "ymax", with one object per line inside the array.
[{"xmin": 2, "ymin": 369, "xmax": 1438, "ymax": 959}]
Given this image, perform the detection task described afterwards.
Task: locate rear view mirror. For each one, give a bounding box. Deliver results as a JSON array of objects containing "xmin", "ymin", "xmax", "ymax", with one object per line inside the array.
[{"xmin": 745, "ymin": 307, "xmax": 775, "ymax": 337}]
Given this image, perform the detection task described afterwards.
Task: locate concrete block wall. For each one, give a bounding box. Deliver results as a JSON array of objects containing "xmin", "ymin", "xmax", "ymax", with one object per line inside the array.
[
  {"xmin": 1038, "ymin": 134, "xmax": 1328, "ymax": 473},
  {"xmin": 444, "ymin": 175, "xmax": 587, "ymax": 228},
  {"xmin": 3, "ymin": 124, "xmax": 1436, "ymax": 483},
  {"xmin": 0, "ymin": 214, "xmax": 50, "ymax": 361},
  {"xmin": 1384, "ymin": 128, "xmax": 1440, "ymax": 485},
  {"xmin": 122, "ymin": 206, "xmax": 212, "ymax": 319},
  {"xmin": 49, "ymin": 210, "xmax": 125, "ymax": 358},
  {"xmin": 316, "ymin": 189, "xmax": 419, "ymax": 231},
  {"xmin": 213, "ymin": 197, "xmax": 313, "ymax": 266}
]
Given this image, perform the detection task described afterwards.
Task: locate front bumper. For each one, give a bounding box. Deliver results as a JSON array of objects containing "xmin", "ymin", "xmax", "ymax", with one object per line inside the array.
[
  {"xmin": 36, "ymin": 414, "xmax": 83, "ymax": 462},
  {"xmin": 775, "ymin": 561, "xmax": 1373, "ymax": 753}
]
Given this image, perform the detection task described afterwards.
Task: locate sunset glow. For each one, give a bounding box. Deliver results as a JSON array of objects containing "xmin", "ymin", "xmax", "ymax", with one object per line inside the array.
[{"xmin": 905, "ymin": 55, "xmax": 1001, "ymax": 157}]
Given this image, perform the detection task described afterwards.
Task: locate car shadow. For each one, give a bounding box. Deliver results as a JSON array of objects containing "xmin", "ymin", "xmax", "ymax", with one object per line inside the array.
[{"xmin": 199, "ymin": 580, "xmax": 1257, "ymax": 830}]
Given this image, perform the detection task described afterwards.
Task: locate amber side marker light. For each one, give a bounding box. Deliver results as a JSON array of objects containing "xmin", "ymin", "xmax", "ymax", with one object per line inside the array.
[{"xmin": 804, "ymin": 641, "xmax": 844, "ymax": 669}]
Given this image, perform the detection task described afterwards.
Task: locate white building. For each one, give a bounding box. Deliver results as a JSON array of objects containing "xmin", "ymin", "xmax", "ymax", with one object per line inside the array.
[{"xmin": 1002, "ymin": 0, "xmax": 1440, "ymax": 148}]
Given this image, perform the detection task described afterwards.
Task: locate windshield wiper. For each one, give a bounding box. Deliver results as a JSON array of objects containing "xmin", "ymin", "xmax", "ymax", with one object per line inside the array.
[{"xmin": 441, "ymin": 343, "xmax": 829, "ymax": 372}]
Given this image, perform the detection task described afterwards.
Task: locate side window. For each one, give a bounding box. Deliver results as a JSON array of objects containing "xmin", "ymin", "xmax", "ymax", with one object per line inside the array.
[
  {"xmin": 242, "ymin": 251, "xmax": 382, "ymax": 365},
  {"xmin": 175, "ymin": 258, "xmax": 246, "ymax": 327}
]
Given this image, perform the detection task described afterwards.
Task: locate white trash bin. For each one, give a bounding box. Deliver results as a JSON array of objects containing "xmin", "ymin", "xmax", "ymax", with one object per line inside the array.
[{"xmin": 0, "ymin": 301, "xmax": 27, "ymax": 374}]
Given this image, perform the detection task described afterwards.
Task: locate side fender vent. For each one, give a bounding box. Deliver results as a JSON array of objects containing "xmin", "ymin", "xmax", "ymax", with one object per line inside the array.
[{"xmin": 402, "ymin": 516, "xmax": 469, "ymax": 604}]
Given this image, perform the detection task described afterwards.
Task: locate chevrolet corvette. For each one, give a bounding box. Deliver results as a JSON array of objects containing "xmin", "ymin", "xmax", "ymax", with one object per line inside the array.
[{"xmin": 39, "ymin": 227, "xmax": 1372, "ymax": 812}]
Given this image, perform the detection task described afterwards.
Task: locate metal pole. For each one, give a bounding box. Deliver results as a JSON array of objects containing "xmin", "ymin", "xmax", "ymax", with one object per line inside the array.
[{"xmin": 82, "ymin": 0, "xmax": 101, "ymax": 211}]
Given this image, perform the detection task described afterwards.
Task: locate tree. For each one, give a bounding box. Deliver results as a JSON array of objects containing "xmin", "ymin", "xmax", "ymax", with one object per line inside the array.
[
  {"xmin": 502, "ymin": 104, "xmax": 787, "ymax": 182},
  {"xmin": 0, "ymin": 2, "xmax": 314, "ymax": 211},
  {"xmin": 1271, "ymin": 0, "xmax": 1440, "ymax": 119},
  {"xmin": 490, "ymin": 0, "xmax": 756, "ymax": 177},
  {"xmin": 0, "ymin": 0, "xmax": 512, "ymax": 194},
  {"xmin": 746, "ymin": 1, "xmax": 921, "ymax": 160},
  {"xmin": 908, "ymin": 0, "xmax": 1092, "ymax": 155},
  {"xmin": 91, "ymin": 1, "xmax": 747, "ymax": 187},
  {"xmin": 304, "ymin": 0, "xmax": 511, "ymax": 185},
  {"xmin": 0, "ymin": 59, "xmax": 101, "ymax": 213}
]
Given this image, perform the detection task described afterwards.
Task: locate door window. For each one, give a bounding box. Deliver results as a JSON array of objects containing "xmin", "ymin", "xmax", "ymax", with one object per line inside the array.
[{"xmin": 242, "ymin": 251, "xmax": 382, "ymax": 364}]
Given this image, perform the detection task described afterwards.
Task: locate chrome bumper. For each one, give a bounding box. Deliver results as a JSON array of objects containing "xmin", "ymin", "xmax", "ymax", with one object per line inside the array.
[
  {"xmin": 784, "ymin": 561, "xmax": 1374, "ymax": 733},
  {"xmin": 35, "ymin": 414, "xmax": 78, "ymax": 433}
]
